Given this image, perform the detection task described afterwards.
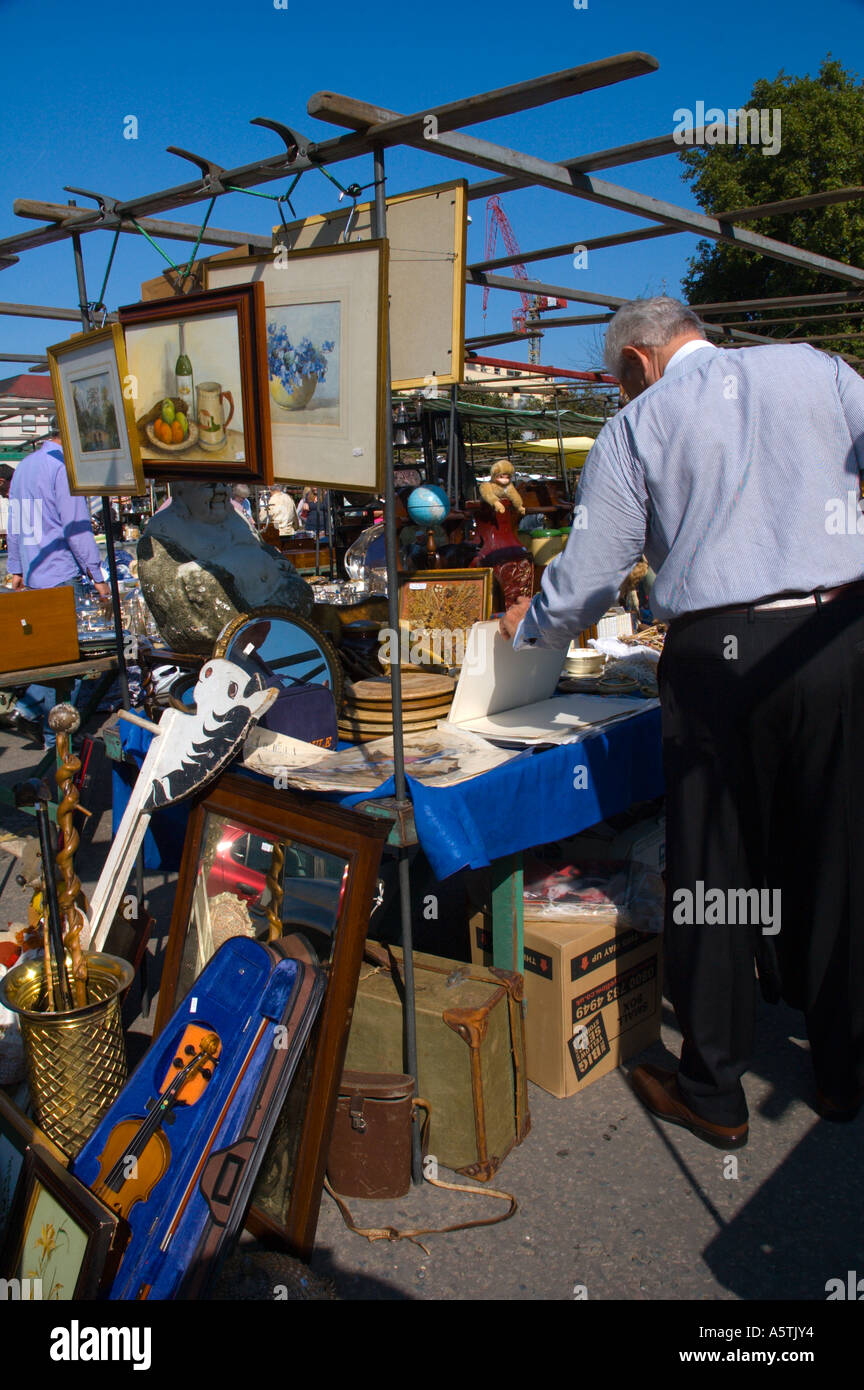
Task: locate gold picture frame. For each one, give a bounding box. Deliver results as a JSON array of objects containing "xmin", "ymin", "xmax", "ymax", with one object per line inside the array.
[
  {"xmin": 397, "ymin": 567, "xmax": 493, "ymax": 669},
  {"xmin": 47, "ymin": 323, "xmax": 145, "ymax": 497}
]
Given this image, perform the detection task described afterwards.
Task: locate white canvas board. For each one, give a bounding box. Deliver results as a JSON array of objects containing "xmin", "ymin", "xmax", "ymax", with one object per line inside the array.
[
  {"xmin": 447, "ymin": 620, "xmax": 565, "ymax": 725},
  {"xmin": 451, "ymin": 693, "xmax": 655, "ymax": 746}
]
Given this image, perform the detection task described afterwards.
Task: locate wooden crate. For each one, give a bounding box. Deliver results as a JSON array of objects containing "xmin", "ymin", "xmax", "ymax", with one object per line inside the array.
[{"xmin": 0, "ymin": 587, "xmax": 79, "ymax": 674}]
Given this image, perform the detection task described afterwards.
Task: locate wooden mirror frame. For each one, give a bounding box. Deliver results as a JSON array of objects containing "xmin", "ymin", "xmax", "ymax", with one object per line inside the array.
[{"xmin": 152, "ymin": 770, "xmax": 387, "ymax": 1258}]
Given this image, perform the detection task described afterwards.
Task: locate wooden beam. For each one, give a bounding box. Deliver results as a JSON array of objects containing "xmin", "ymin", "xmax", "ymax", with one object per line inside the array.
[
  {"xmin": 308, "ymin": 93, "xmax": 864, "ymax": 287},
  {"xmin": 718, "ymin": 187, "xmax": 864, "ymax": 221},
  {"xmin": 467, "ymin": 129, "xmax": 716, "ymax": 200},
  {"xmin": 307, "ymin": 55, "xmax": 658, "ymax": 138},
  {"xmin": 470, "ymin": 224, "xmax": 676, "ymax": 273},
  {"xmin": 468, "ymin": 270, "xmax": 629, "ymax": 309},
  {"xmin": 0, "ymin": 301, "xmax": 88, "ymax": 322},
  {"xmin": 695, "ymin": 291, "xmax": 864, "ymax": 314},
  {"xmin": 12, "ymin": 199, "xmax": 269, "ymax": 249}
]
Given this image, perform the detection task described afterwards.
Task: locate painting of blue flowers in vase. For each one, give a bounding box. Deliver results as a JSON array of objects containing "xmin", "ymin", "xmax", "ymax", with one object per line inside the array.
[{"xmin": 266, "ymin": 302, "xmax": 340, "ymax": 426}]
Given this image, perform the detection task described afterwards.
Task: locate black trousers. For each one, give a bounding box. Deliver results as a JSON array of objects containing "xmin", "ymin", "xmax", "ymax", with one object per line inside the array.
[{"xmin": 659, "ymin": 594, "xmax": 864, "ymax": 1125}]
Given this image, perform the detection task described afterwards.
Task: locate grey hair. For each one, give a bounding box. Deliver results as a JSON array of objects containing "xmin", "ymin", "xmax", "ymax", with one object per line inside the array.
[{"xmin": 604, "ymin": 296, "xmax": 706, "ymax": 376}]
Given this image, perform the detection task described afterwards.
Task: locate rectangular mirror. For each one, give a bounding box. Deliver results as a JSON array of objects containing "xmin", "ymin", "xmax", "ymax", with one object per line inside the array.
[{"xmin": 153, "ymin": 772, "xmax": 387, "ymax": 1257}]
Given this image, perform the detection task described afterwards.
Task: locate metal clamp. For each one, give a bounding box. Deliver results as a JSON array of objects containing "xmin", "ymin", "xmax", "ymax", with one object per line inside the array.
[
  {"xmin": 63, "ymin": 185, "xmax": 122, "ymax": 220},
  {"xmin": 165, "ymin": 147, "xmax": 228, "ymax": 197},
  {"xmin": 250, "ymin": 117, "xmax": 310, "ymax": 164}
]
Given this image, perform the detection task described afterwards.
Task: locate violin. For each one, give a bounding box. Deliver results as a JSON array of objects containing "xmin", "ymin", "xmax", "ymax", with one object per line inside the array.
[{"xmin": 92, "ymin": 1025, "xmax": 221, "ymax": 1220}]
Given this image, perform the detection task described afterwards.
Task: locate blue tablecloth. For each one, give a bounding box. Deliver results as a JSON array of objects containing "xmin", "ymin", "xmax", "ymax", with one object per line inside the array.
[
  {"xmin": 336, "ymin": 706, "xmax": 664, "ymax": 879},
  {"xmin": 113, "ymin": 705, "xmax": 663, "ymax": 880}
]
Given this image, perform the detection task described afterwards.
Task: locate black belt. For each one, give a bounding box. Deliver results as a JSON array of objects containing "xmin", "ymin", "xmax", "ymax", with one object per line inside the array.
[{"xmin": 674, "ymin": 579, "xmax": 864, "ymax": 625}]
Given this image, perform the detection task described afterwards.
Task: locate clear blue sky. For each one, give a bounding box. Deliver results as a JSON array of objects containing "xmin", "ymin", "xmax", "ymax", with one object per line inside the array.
[{"xmin": 1, "ymin": 0, "xmax": 861, "ymax": 374}]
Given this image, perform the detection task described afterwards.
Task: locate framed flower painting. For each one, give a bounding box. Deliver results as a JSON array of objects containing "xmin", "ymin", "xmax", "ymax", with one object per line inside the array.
[{"xmin": 206, "ymin": 242, "xmax": 388, "ymax": 491}]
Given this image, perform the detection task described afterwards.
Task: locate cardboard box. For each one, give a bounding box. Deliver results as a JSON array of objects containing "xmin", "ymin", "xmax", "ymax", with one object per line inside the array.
[
  {"xmin": 471, "ymin": 911, "xmax": 662, "ymax": 1099},
  {"xmin": 560, "ymin": 813, "xmax": 665, "ymax": 874}
]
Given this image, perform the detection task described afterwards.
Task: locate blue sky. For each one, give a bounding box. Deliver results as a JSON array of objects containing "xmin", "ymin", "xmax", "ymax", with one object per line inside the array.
[{"xmin": 0, "ymin": 0, "xmax": 861, "ymax": 374}]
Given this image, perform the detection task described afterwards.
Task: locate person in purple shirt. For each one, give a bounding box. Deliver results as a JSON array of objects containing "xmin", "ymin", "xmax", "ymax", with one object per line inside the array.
[{"xmin": 6, "ymin": 422, "xmax": 109, "ymax": 747}]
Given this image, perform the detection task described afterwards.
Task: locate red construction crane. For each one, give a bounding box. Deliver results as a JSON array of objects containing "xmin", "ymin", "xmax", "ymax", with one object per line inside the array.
[{"xmin": 482, "ymin": 196, "xmax": 566, "ymax": 364}]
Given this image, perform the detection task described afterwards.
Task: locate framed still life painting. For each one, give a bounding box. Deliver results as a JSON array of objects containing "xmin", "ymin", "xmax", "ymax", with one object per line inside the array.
[
  {"xmin": 118, "ymin": 282, "xmax": 273, "ymax": 483},
  {"xmin": 47, "ymin": 323, "xmax": 145, "ymax": 497},
  {"xmin": 205, "ymin": 241, "xmax": 388, "ymax": 492},
  {"xmin": 0, "ymin": 1145, "xmax": 117, "ymax": 1299}
]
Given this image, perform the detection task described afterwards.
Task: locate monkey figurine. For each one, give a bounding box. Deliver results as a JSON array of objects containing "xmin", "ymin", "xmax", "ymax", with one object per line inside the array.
[{"xmin": 479, "ymin": 459, "xmax": 526, "ymax": 517}]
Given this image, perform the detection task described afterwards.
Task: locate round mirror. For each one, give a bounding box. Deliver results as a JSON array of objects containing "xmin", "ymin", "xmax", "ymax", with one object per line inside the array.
[{"xmin": 212, "ymin": 608, "xmax": 343, "ymax": 711}]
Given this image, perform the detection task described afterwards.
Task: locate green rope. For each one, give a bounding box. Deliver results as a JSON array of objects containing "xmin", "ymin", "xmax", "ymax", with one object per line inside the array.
[
  {"xmin": 94, "ymin": 227, "xmax": 121, "ymax": 312},
  {"xmin": 129, "ymin": 218, "xmax": 180, "ymax": 271},
  {"xmin": 178, "ymin": 196, "xmax": 216, "ymax": 284}
]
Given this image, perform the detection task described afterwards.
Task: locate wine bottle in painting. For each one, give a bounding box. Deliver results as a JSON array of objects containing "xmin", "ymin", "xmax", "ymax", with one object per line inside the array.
[{"xmin": 175, "ymin": 345, "xmax": 194, "ymax": 417}]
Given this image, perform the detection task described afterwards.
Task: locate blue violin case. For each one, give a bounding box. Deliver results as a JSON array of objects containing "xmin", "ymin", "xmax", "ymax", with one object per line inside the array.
[{"xmin": 72, "ymin": 934, "xmax": 324, "ymax": 1300}]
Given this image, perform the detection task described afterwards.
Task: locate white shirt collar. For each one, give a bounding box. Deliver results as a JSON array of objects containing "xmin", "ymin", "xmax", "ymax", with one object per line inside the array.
[{"xmin": 663, "ymin": 339, "xmax": 715, "ymax": 374}]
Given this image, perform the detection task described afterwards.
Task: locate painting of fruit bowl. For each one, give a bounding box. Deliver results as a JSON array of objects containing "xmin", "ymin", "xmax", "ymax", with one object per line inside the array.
[{"xmin": 140, "ymin": 398, "xmax": 199, "ymax": 453}]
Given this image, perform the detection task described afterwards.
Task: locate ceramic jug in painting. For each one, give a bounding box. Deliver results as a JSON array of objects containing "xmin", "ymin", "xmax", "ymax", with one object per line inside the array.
[{"xmin": 197, "ymin": 382, "xmax": 234, "ymax": 449}]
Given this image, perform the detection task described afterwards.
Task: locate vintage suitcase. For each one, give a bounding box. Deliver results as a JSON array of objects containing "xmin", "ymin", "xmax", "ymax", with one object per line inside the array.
[
  {"xmin": 344, "ymin": 944, "xmax": 530, "ymax": 1181},
  {"xmin": 72, "ymin": 935, "xmax": 324, "ymax": 1300},
  {"xmin": 0, "ymin": 586, "xmax": 79, "ymax": 674}
]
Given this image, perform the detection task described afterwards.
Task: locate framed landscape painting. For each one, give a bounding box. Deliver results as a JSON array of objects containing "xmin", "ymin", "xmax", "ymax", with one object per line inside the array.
[
  {"xmin": 118, "ymin": 282, "xmax": 273, "ymax": 483},
  {"xmin": 206, "ymin": 241, "xmax": 388, "ymax": 491},
  {"xmin": 47, "ymin": 323, "xmax": 145, "ymax": 496}
]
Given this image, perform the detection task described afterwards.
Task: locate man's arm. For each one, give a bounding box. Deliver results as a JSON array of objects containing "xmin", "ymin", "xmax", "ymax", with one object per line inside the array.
[
  {"xmin": 833, "ymin": 358, "xmax": 864, "ymax": 474},
  {"xmin": 509, "ymin": 425, "xmax": 649, "ymax": 649}
]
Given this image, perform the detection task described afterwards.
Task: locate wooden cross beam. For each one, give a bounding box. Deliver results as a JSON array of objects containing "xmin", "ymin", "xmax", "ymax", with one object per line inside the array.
[{"xmin": 308, "ymin": 92, "xmax": 864, "ymax": 287}]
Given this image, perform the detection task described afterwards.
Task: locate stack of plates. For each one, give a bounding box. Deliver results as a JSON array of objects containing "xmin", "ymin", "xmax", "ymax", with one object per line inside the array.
[
  {"xmin": 339, "ymin": 671, "xmax": 455, "ymax": 743},
  {"xmin": 563, "ymin": 645, "xmax": 604, "ymax": 678}
]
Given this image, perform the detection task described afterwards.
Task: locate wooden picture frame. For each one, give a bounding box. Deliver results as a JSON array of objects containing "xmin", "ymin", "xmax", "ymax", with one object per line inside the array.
[
  {"xmin": 153, "ymin": 772, "xmax": 387, "ymax": 1257},
  {"xmin": 0, "ymin": 1092, "xmax": 68, "ymax": 1249},
  {"xmin": 46, "ymin": 323, "xmax": 145, "ymax": 497},
  {"xmin": 398, "ymin": 568, "xmax": 493, "ymax": 668},
  {"xmin": 205, "ymin": 241, "xmax": 388, "ymax": 491},
  {"xmin": 118, "ymin": 282, "xmax": 273, "ymax": 483},
  {"xmin": 1, "ymin": 1145, "xmax": 117, "ymax": 1299},
  {"xmin": 264, "ymin": 180, "xmax": 467, "ymax": 389}
]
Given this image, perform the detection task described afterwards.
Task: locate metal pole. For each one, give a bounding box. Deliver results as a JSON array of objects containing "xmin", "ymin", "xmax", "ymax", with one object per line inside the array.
[
  {"xmin": 372, "ymin": 146, "xmax": 422, "ymax": 1185},
  {"xmin": 70, "ymin": 224, "xmax": 129, "ymax": 710},
  {"xmin": 554, "ymin": 389, "xmax": 571, "ymax": 501},
  {"xmin": 326, "ymin": 489, "xmax": 335, "ymax": 580},
  {"xmin": 446, "ymin": 383, "xmax": 458, "ymax": 508}
]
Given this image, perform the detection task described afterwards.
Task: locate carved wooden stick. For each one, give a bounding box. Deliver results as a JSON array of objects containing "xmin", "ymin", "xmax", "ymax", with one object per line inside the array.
[
  {"xmin": 49, "ymin": 704, "xmax": 88, "ymax": 1007},
  {"xmin": 265, "ymin": 840, "xmax": 285, "ymax": 942}
]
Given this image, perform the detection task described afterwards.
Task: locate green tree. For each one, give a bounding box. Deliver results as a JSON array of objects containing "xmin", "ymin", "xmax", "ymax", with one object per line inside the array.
[{"xmin": 680, "ymin": 57, "xmax": 864, "ymax": 363}]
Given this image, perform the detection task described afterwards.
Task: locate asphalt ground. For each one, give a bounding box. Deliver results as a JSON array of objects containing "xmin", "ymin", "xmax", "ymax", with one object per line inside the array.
[{"xmin": 1, "ymin": 713, "xmax": 862, "ymax": 1312}]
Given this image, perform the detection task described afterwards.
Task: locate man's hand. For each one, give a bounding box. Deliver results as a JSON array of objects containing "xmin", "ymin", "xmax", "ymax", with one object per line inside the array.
[
  {"xmin": 499, "ymin": 595, "xmax": 532, "ymax": 641},
  {"xmin": 94, "ymin": 581, "xmax": 111, "ymax": 602},
  {"xmin": 8, "ymin": 574, "xmax": 23, "ymax": 590}
]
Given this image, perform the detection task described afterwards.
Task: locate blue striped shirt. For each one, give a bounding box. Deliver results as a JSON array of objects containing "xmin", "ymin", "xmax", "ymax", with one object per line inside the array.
[{"xmin": 515, "ymin": 343, "xmax": 864, "ymax": 650}]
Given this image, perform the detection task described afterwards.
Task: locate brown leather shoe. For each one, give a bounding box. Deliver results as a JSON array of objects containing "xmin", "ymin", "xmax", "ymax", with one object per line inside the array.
[
  {"xmin": 813, "ymin": 1086, "xmax": 864, "ymax": 1123},
  {"xmin": 630, "ymin": 1064, "xmax": 749, "ymax": 1149}
]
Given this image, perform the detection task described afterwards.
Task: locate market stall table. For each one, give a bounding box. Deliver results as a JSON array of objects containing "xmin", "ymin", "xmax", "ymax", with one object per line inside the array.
[{"xmin": 112, "ymin": 703, "xmax": 662, "ymax": 972}]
